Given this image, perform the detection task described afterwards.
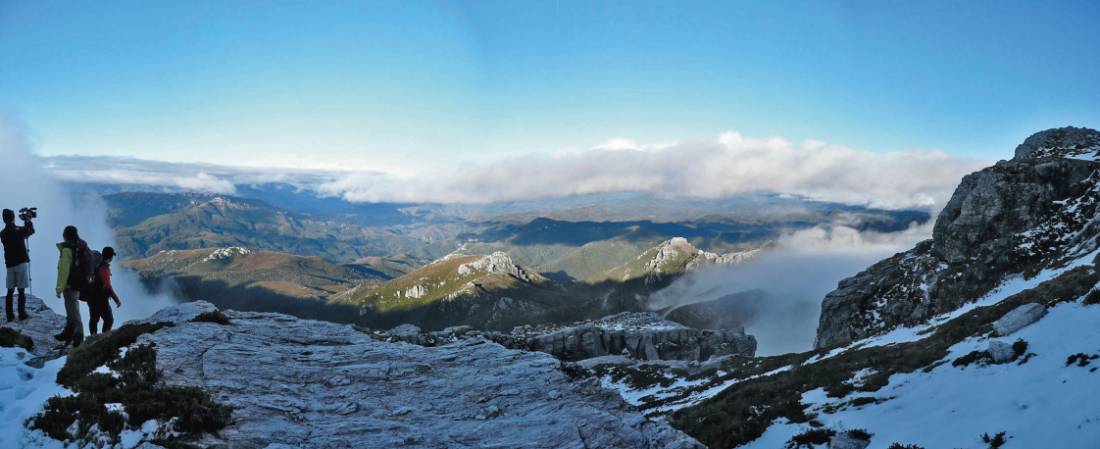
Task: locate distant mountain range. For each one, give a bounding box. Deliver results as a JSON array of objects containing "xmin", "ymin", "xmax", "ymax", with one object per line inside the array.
[{"xmin": 99, "ymin": 187, "xmax": 928, "ymax": 331}]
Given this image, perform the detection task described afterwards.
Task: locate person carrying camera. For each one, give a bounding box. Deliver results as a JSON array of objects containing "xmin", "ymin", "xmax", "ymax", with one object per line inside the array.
[{"xmin": 1, "ymin": 208, "xmax": 35, "ymax": 321}]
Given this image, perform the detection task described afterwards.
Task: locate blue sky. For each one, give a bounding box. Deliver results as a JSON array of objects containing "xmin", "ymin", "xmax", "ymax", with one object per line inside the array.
[{"xmin": 1, "ymin": 0, "xmax": 1099, "ymax": 171}]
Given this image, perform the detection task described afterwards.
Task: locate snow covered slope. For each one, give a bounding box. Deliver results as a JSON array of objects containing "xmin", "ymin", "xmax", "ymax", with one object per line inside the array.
[
  {"xmin": 0, "ymin": 346, "xmax": 68, "ymax": 448},
  {"xmin": 746, "ymin": 298, "xmax": 1100, "ymax": 449},
  {"xmin": 592, "ymin": 246, "xmax": 1100, "ymax": 448}
]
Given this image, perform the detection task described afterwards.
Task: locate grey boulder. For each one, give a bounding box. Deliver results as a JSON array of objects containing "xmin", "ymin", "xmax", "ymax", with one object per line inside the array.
[
  {"xmin": 993, "ymin": 303, "xmax": 1047, "ymax": 336},
  {"xmin": 987, "ymin": 340, "xmax": 1017, "ymax": 363}
]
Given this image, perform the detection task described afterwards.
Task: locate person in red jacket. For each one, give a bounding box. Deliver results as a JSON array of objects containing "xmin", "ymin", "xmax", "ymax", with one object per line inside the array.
[{"xmin": 87, "ymin": 246, "xmax": 122, "ymax": 335}]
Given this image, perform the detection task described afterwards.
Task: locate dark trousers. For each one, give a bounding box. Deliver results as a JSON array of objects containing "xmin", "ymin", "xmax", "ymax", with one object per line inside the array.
[
  {"xmin": 87, "ymin": 297, "xmax": 114, "ymax": 335},
  {"xmin": 5, "ymin": 288, "xmax": 25, "ymax": 319}
]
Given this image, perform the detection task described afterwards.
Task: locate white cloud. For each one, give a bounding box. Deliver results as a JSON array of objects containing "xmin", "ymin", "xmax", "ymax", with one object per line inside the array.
[
  {"xmin": 648, "ymin": 222, "xmax": 931, "ymax": 355},
  {"xmin": 43, "ymin": 155, "xmax": 365, "ymax": 195},
  {"xmin": 40, "ymin": 131, "xmax": 988, "ymax": 210},
  {"xmin": 319, "ymin": 132, "xmax": 988, "ymax": 209},
  {"xmin": 0, "ymin": 119, "xmax": 177, "ymax": 323},
  {"xmin": 52, "ymin": 168, "xmax": 238, "ymax": 194}
]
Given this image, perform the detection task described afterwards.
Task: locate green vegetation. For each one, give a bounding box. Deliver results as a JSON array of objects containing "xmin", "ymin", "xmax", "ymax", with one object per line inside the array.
[
  {"xmin": 785, "ymin": 428, "xmax": 835, "ymax": 448},
  {"xmin": 35, "ymin": 322, "xmax": 231, "ymax": 445},
  {"xmin": 108, "ymin": 192, "xmax": 451, "ymax": 262},
  {"xmin": 592, "ymin": 364, "xmax": 680, "ymax": 390},
  {"xmin": 981, "ymin": 431, "xmax": 1007, "ymax": 448},
  {"xmin": 952, "ymin": 350, "xmax": 992, "ymax": 368},
  {"xmin": 846, "ymin": 428, "xmax": 873, "ymax": 440},
  {"xmin": 0, "ymin": 327, "xmax": 33, "ymax": 351},
  {"xmin": 1084, "ymin": 289, "xmax": 1100, "ymax": 305},
  {"xmin": 127, "ymin": 248, "xmax": 376, "ymax": 301},
  {"xmin": 594, "ymin": 241, "xmax": 697, "ymax": 283},
  {"xmin": 1012, "ymin": 339, "xmax": 1028, "ymax": 358},
  {"xmin": 191, "ymin": 310, "xmax": 232, "ymax": 325},
  {"xmin": 1066, "ymin": 352, "xmax": 1098, "ymax": 367},
  {"xmin": 34, "ymin": 344, "xmax": 232, "ymax": 445},
  {"xmin": 57, "ymin": 322, "xmax": 170, "ymax": 386}
]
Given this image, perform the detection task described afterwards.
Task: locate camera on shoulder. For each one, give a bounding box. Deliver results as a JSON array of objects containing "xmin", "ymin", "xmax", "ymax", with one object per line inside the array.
[{"xmin": 18, "ymin": 207, "xmax": 36, "ymax": 221}]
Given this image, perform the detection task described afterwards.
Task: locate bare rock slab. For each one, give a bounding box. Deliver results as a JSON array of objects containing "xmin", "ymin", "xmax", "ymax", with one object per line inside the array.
[
  {"xmin": 137, "ymin": 304, "xmax": 703, "ymax": 449},
  {"xmin": 994, "ymin": 303, "xmax": 1047, "ymax": 336}
]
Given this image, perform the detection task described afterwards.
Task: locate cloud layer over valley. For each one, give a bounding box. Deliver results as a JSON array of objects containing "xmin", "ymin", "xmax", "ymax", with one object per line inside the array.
[
  {"xmin": 0, "ymin": 122, "xmax": 177, "ymax": 323},
  {"xmin": 650, "ymin": 222, "xmax": 933, "ymax": 355},
  {"xmin": 46, "ymin": 132, "xmax": 987, "ymax": 210}
]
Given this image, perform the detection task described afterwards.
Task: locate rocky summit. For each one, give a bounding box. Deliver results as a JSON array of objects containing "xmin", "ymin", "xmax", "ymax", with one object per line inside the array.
[
  {"xmin": 15, "ymin": 298, "xmax": 702, "ymax": 449},
  {"xmin": 385, "ymin": 312, "xmax": 757, "ymax": 362},
  {"xmin": 817, "ymin": 126, "xmax": 1100, "ymax": 348}
]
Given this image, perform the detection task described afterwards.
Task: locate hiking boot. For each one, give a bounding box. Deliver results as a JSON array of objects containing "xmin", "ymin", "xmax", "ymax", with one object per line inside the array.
[
  {"xmin": 18, "ymin": 311, "xmax": 27, "ymax": 321},
  {"xmin": 5, "ymin": 313, "xmax": 13, "ymax": 322},
  {"xmin": 54, "ymin": 332, "xmax": 70, "ymax": 342},
  {"xmin": 71, "ymin": 334, "xmax": 83, "ymax": 348}
]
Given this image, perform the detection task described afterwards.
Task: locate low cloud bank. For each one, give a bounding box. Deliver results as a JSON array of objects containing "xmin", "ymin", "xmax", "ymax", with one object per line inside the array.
[
  {"xmin": 0, "ymin": 122, "xmax": 176, "ymax": 324},
  {"xmin": 44, "ymin": 155, "xmax": 365, "ymax": 195},
  {"xmin": 650, "ymin": 222, "xmax": 932, "ymax": 355},
  {"xmin": 318, "ymin": 133, "xmax": 986, "ymax": 209},
  {"xmin": 46, "ymin": 132, "xmax": 987, "ymax": 210}
]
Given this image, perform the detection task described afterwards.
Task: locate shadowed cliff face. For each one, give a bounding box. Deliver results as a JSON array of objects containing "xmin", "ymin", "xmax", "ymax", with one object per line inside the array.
[{"xmin": 816, "ymin": 127, "xmax": 1100, "ymax": 348}]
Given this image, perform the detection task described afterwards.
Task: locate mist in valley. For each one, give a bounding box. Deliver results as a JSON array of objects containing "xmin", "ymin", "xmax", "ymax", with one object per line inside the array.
[
  {"xmin": 651, "ymin": 223, "xmax": 932, "ymax": 355},
  {"xmin": 0, "ymin": 120, "xmax": 176, "ymax": 325}
]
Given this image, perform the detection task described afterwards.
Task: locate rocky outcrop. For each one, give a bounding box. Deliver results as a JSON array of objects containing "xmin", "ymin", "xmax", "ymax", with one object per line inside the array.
[
  {"xmin": 817, "ymin": 127, "xmax": 1100, "ymax": 348},
  {"xmin": 516, "ymin": 312, "xmax": 756, "ymax": 361},
  {"xmin": 403, "ymin": 284, "xmax": 428, "ymax": 299},
  {"xmin": 386, "ymin": 312, "xmax": 756, "ymax": 362},
  {"xmin": 458, "ymin": 251, "xmax": 532, "ymax": 282},
  {"xmin": 132, "ymin": 302, "xmax": 702, "ymax": 449},
  {"xmin": 1, "ymin": 295, "xmax": 70, "ymax": 364},
  {"xmin": 987, "ymin": 340, "xmax": 1016, "ymax": 363},
  {"xmin": 993, "ymin": 303, "xmax": 1047, "ymax": 336},
  {"xmin": 610, "ymin": 237, "xmax": 761, "ymax": 285}
]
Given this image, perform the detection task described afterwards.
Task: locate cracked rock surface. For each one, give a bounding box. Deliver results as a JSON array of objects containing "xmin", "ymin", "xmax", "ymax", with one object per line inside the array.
[{"xmin": 138, "ymin": 302, "xmax": 702, "ymax": 449}]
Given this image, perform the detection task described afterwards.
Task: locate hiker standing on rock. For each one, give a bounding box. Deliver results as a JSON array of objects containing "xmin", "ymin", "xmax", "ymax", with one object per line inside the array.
[
  {"xmin": 55, "ymin": 225, "xmax": 91, "ymax": 347},
  {"xmin": 86, "ymin": 246, "xmax": 121, "ymax": 335},
  {"xmin": 1, "ymin": 209, "xmax": 34, "ymax": 321}
]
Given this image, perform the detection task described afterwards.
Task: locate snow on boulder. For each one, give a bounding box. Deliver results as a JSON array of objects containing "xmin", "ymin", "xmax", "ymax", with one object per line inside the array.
[
  {"xmin": 829, "ymin": 432, "xmax": 871, "ymax": 449},
  {"xmin": 994, "ymin": 303, "xmax": 1047, "ymax": 336},
  {"xmin": 987, "ymin": 340, "xmax": 1016, "ymax": 363}
]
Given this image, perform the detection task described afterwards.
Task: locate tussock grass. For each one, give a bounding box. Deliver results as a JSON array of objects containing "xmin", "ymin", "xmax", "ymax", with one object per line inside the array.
[
  {"xmin": 0, "ymin": 327, "xmax": 33, "ymax": 351},
  {"xmin": 33, "ymin": 323, "xmax": 232, "ymax": 446}
]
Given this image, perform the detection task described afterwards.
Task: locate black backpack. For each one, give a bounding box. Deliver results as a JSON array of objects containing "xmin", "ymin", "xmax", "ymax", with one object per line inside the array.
[{"xmin": 68, "ymin": 242, "xmax": 98, "ymax": 297}]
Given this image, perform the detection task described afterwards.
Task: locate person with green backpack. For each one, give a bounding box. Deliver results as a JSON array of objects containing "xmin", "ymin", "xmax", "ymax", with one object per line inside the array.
[{"xmin": 55, "ymin": 225, "xmax": 92, "ymax": 348}]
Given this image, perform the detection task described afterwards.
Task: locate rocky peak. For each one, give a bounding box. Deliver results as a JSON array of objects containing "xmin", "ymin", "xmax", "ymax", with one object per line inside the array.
[
  {"xmin": 202, "ymin": 246, "xmax": 252, "ymax": 262},
  {"xmin": 644, "ymin": 238, "xmax": 759, "ymax": 275},
  {"xmin": 1013, "ymin": 126, "xmax": 1100, "ymax": 161},
  {"xmin": 645, "ymin": 237, "xmax": 697, "ymax": 273},
  {"xmin": 457, "ymin": 251, "xmax": 531, "ymax": 282},
  {"xmin": 817, "ymin": 127, "xmax": 1100, "ymax": 348}
]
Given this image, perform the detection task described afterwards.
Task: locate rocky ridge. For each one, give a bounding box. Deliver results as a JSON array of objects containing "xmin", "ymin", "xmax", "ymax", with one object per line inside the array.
[
  {"xmin": 606, "ymin": 237, "xmax": 760, "ymax": 285},
  {"xmin": 817, "ymin": 127, "xmax": 1100, "ymax": 348},
  {"xmin": 9, "ymin": 298, "xmax": 703, "ymax": 448},
  {"xmin": 382, "ymin": 311, "xmax": 757, "ymax": 362}
]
